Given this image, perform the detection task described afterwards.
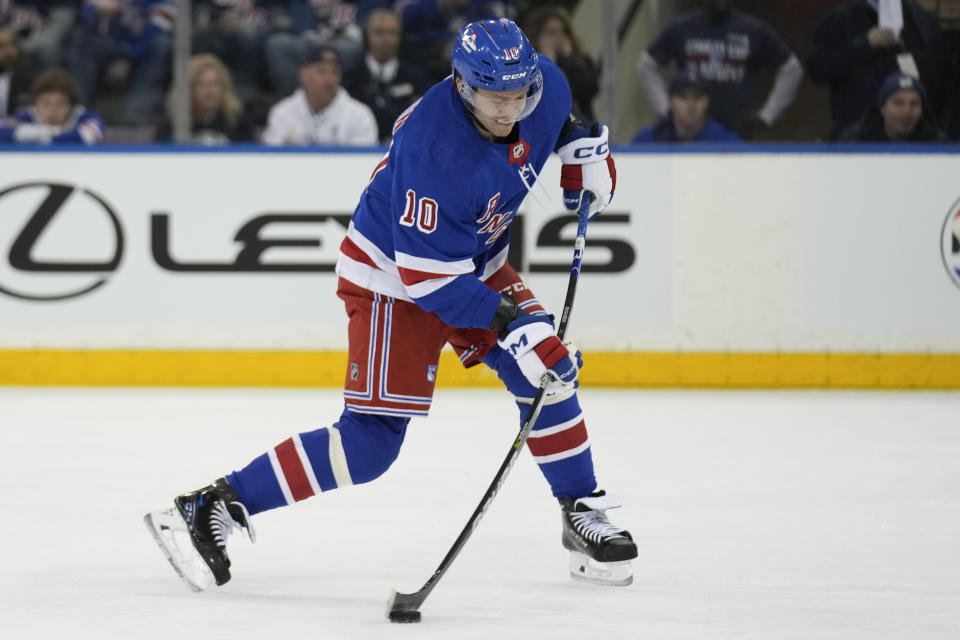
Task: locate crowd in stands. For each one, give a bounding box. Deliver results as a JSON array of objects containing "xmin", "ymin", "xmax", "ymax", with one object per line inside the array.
[{"xmin": 0, "ymin": 0, "xmax": 956, "ymax": 146}]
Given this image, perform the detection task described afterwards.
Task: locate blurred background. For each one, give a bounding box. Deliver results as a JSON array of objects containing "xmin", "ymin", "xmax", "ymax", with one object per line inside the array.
[
  {"xmin": 0, "ymin": 0, "xmax": 958, "ymax": 391},
  {"xmin": 1, "ymin": 0, "xmax": 958, "ymax": 145}
]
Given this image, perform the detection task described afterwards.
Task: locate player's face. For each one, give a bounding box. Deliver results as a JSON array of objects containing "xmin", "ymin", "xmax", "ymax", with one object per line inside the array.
[
  {"xmin": 669, "ymin": 89, "xmax": 709, "ymax": 134},
  {"xmin": 469, "ymin": 85, "xmax": 528, "ymax": 137},
  {"xmin": 880, "ymin": 90, "xmax": 922, "ymax": 140},
  {"xmin": 192, "ymin": 67, "xmax": 224, "ymax": 116},
  {"xmin": 34, "ymin": 91, "xmax": 71, "ymax": 127}
]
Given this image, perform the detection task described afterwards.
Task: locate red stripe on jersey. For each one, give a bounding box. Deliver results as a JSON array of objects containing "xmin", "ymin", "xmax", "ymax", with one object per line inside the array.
[
  {"xmin": 526, "ymin": 420, "xmax": 588, "ymax": 458},
  {"xmin": 392, "ymin": 99, "xmax": 421, "ymax": 134},
  {"xmin": 369, "ymin": 156, "xmax": 388, "ymax": 181},
  {"xmin": 275, "ymin": 438, "xmax": 314, "ymax": 501},
  {"xmin": 398, "ymin": 265, "xmax": 455, "ymax": 286},
  {"xmin": 340, "ymin": 236, "xmax": 380, "ymax": 269}
]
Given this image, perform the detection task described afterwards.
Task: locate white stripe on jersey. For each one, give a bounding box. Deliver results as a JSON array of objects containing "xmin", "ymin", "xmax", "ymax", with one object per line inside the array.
[
  {"xmin": 346, "ymin": 222, "xmax": 399, "ymax": 273},
  {"xmin": 404, "ymin": 274, "xmax": 460, "ymax": 298},
  {"xmin": 479, "ymin": 246, "xmax": 509, "ymax": 281},
  {"xmin": 395, "ymin": 251, "xmax": 476, "ymax": 276},
  {"xmin": 336, "ymin": 254, "xmax": 411, "ymax": 300}
]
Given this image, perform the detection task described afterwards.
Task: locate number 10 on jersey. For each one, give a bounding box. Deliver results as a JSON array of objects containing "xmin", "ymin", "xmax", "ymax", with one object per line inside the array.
[{"xmin": 400, "ymin": 189, "xmax": 438, "ymax": 234}]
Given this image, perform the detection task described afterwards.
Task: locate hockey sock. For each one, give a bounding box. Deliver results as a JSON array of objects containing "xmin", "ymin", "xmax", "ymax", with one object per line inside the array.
[
  {"xmin": 522, "ymin": 395, "xmax": 598, "ymax": 499},
  {"xmin": 225, "ymin": 409, "xmax": 409, "ymax": 515}
]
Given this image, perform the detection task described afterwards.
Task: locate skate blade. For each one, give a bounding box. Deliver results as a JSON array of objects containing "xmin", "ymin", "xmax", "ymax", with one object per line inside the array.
[
  {"xmin": 568, "ymin": 551, "xmax": 633, "ymax": 587},
  {"xmin": 143, "ymin": 508, "xmax": 216, "ymax": 592}
]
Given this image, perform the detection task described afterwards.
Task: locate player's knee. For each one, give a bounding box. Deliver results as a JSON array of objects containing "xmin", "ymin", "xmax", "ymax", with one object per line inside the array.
[
  {"xmin": 334, "ymin": 409, "xmax": 409, "ymax": 484},
  {"xmin": 483, "ymin": 345, "xmax": 538, "ymax": 398}
]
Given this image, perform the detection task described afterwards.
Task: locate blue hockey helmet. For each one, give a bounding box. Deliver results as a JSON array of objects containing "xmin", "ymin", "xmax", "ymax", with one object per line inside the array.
[{"xmin": 451, "ymin": 18, "xmax": 543, "ymax": 124}]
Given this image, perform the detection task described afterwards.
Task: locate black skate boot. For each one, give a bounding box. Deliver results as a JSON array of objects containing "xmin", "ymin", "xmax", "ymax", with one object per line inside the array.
[
  {"xmin": 560, "ymin": 490, "xmax": 637, "ymax": 586},
  {"xmin": 144, "ymin": 478, "xmax": 256, "ymax": 591}
]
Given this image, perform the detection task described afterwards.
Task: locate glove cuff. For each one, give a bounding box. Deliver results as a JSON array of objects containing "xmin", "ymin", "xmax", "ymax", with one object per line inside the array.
[
  {"xmin": 556, "ymin": 124, "xmax": 609, "ymax": 165},
  {"xmin": 533, "ymin": 336, "xmax": 568, "ymax": 369}
]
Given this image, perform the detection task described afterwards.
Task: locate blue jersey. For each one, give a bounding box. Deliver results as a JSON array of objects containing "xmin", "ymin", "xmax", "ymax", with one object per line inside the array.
[
  {"xmin": 337, "ymin": 57, "xmax": 571, "ymax": 330},
  {"xmin": 632, "ymin": 116, "xmax": 741, "ymax": 143},
  {"xmin": 0, "ymin": 105, "xmax": 104, "ymax": 144}
]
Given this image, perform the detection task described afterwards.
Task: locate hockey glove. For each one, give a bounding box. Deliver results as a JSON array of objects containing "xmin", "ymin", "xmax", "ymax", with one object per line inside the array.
[
  {"xmin": 556, "ymin": 122, "xmax": 617, "ymax": 219},
  {"xmin": 497, "ymin": 310, "xmax": 580, "ymax": 390}
]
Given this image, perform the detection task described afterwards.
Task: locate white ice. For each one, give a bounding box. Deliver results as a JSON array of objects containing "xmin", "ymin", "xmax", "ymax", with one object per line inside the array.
[{"xmin": 1, "ymin": 388, "xmax": 959, "ymax": 639}]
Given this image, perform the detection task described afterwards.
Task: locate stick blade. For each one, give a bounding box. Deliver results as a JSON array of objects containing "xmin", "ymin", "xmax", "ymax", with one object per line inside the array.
[{"xmin": 386, "ymin": 588, "xmax": 425, "ymax": 622}]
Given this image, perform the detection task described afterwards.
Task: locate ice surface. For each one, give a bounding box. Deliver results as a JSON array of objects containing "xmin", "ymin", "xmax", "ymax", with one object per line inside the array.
[{"xmin": 1, "ymin": 388, "xmax": 959, "ymax": 639}]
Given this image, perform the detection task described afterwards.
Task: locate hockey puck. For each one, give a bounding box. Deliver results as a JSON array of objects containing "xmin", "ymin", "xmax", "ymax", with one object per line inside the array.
[{"xmin": 388, "ymin": 609, "xmax": 421, "ymax": 624}]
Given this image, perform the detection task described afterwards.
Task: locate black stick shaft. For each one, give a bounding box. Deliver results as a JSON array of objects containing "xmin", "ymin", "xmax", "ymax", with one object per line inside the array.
[{"xmin": 388, "ymin": 195, "xmax": 592, "ymax": 616}]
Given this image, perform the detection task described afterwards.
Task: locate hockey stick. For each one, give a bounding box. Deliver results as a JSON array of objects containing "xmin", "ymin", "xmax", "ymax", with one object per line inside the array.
[{"xmin": 387, "ymin": 193, "xmax": 592, "ymax": 622}]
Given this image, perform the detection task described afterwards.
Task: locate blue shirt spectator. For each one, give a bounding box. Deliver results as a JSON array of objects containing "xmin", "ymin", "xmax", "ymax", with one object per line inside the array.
[
  {"xmin": 636, "ymin": 0, "xmax": 802, "ymax": 139},
  {"xmin": 0, "ymin": 67, "xmax": 104, "ymax": 144},
  {"xmin": 632, "ymin": 68, "xmax": 741, "ymax": 143},
  {"xmin": 632, "ymin": 117, "xmax": 740, "ymax": 144}
]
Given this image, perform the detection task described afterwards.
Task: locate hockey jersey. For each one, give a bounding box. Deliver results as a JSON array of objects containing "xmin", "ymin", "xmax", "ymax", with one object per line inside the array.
[
  {"xmin": 0, "ymin": 104, "xmax": 104, "ymax": 144},
  {"xmin": 336, "ymin": 56, "xmax": 571, "ymax": 330}
]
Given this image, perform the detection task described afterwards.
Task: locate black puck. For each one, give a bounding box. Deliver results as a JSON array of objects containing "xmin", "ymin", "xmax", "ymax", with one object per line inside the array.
[{"xmin": 388, "ymin": 609, "xmax": 422, "ymax": 624}]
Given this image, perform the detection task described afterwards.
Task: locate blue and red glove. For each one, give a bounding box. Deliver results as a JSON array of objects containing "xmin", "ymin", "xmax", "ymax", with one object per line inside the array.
[
  {"xmin": 555, "ymin": 122, "xmax": 617, "ymax": 219},
  {"xmin": 497, "ymin": 310, "xmax": 579, "ymax": 389}
]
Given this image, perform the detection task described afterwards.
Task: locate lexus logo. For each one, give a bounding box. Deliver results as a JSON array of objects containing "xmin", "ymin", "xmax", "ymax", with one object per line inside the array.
[
  {"xmin": 0, "ymin": 182, "xmax": 124, "ymax": 301},
  {"xmin": 942, "ymin": 196, "xmax": 960, "ymax": 292}
]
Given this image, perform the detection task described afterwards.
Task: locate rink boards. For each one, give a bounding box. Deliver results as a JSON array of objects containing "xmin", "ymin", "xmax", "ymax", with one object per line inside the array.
[{"xmin": 0, "ymin": 146, "xmax": 957, "ymax": 388}]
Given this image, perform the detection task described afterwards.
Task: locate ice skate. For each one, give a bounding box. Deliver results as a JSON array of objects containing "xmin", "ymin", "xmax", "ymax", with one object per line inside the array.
[
  {"xmin": 560, "ymin": 490, "xmax": 637, "ymax": 586},
  {"xmin": 144, "ymin": 478, "xmax": 256, "ymax": 591}
]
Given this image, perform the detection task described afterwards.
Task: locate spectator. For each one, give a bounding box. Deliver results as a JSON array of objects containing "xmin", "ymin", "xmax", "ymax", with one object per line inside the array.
[
  {"xmin": 0, "ymin": 67, "xmax": 104, "ymax": 144},
  {"xmin": 839, "ymin": 71, "xmax": 948, "ymax": 142},
  {"xmin": 66, "ymin": 0, "xmax": 174, "ymax": 125},
  {"xmin": 632, "ymin": 68, "xmax": 740, "ymax": 144},
  {"xmin": 636, "ymin": 0, "xmax": 803, "ymax": 139},
  {"xmin": 0, "ymin": 1, "xmax": 77, "ymax": 69},
  {"xmin": 263, "ymin": 0, "xmax": 363, "ymax": 98},
  {"xmin": 261, "ymin": 42, "xmax": 378, "ymax": 146},
  {"xmin": 0, "ymin": 26, "xmax": 33, "ymax": 118},
  {"xmin": 342, "ymin": 8, "xmax": 427, "ymax": 142},
  {"xmin": 807, "ymin": 0, "xmax": 951, "ymax": 140},
  {"xmin": 394, "ymin": 0, "xmax": 513, "ymax": 85},
  {"xmin": 191, "ymin": 0, "xmax": 268, "ymax": 102},
  {"xmin": 522, "ymin": 4, "xmax": 597, "ymax": 121},
  {"xmin": 155, "ymin": 54, "xmax": 254, "ymax": 144}
]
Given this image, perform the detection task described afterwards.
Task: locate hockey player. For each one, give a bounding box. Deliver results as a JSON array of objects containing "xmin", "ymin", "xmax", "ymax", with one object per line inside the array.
[{"xmin": 145, "ymin": 17, "xmax": 636, "ymax": 592}]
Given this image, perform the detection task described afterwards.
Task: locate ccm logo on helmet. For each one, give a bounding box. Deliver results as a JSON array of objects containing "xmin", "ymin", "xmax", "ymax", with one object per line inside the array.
[
  {"xmin": 573, "ymin": 142, "xmax": 608, "ymax": 159},
  {"xmin": 502, "ymin": 71, "xmax": 527, "ymax": 80}
]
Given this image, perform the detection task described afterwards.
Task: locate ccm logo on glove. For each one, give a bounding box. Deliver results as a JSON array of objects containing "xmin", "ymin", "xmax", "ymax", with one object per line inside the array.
[
  {"xmin": 571, "ymin": 141, "xmax": 609, "ymax": 159},
  {"xmin": 556, "ymin": 123, "xmax": 616, "ymax": 219},
  {"xmin": 497, "ymin": 311, "xmax": 579, "ymax": 388}
]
